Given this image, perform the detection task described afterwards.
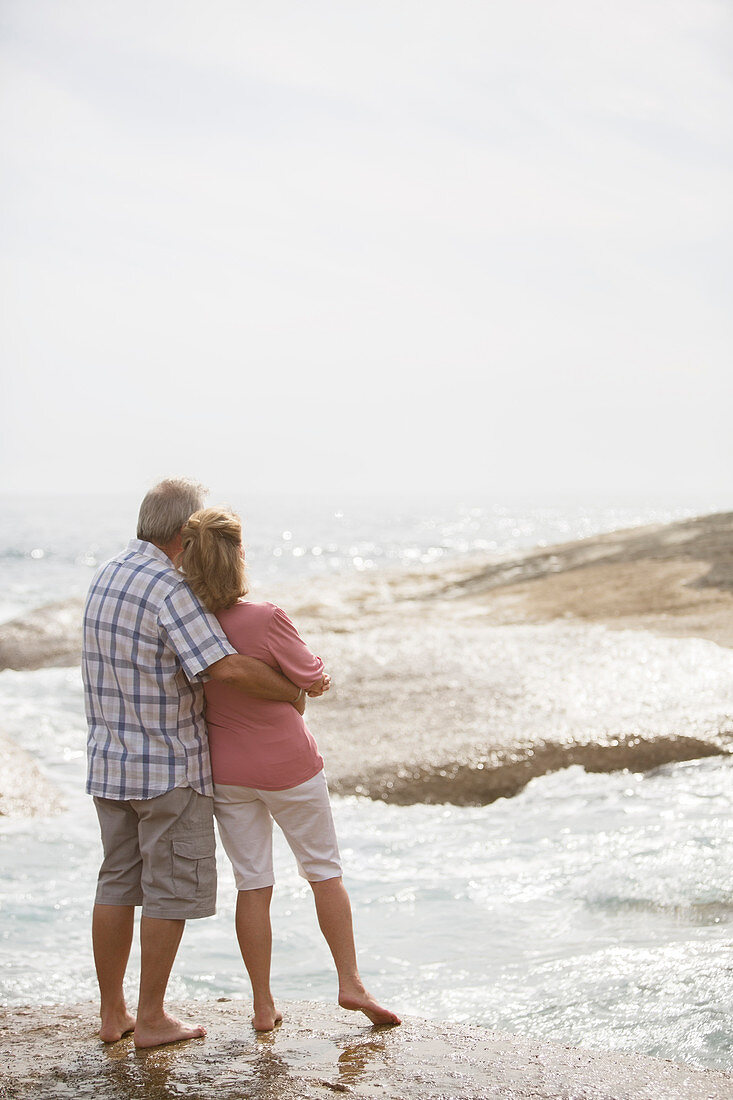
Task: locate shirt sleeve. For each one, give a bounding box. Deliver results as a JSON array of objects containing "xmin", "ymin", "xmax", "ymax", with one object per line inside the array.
[
  {"xmin": 159, "ymin": 584, "xmax": 237, "ymax": 681},
  {"xmin": 266, "ymin": 605, "xmax": 325, "ymax": 688}
]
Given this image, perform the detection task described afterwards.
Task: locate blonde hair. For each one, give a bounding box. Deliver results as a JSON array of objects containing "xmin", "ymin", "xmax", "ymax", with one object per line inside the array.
[{"xmin": 180, "ymin": 507, "xmax": 248, "ymax": 612}]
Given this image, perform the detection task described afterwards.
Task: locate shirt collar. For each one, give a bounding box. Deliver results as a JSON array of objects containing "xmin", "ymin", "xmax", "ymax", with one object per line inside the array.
[{"xmin": 125, "ymin": 538, "xmax": 175, "ymax": 567}]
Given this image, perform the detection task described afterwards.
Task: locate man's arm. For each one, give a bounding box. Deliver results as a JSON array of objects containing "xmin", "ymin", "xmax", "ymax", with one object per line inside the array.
[{"xmin": 207, "ymin": 654, "xmax": 301, "ymax": 703}]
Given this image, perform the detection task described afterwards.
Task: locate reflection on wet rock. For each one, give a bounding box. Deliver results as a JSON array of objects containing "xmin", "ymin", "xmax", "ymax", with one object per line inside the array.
[
  {"xmin": 337, "ymin": 1038, "xmax": 387, "ymax": 1087},
  {"xmin": 2, "ymin": 1000, "xmax": 731, "ymax": 1099}
]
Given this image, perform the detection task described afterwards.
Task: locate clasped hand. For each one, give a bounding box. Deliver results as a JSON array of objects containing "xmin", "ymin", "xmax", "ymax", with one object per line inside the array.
[{"xmin": 307, "ymin": 673, "xmax": 331, "ymax": 697}]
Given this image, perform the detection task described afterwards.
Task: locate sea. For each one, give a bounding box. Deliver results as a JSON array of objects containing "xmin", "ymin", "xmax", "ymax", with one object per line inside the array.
[{"xmin": 1, "ymin": 491, "xmax": 731, "ymax": 1072}]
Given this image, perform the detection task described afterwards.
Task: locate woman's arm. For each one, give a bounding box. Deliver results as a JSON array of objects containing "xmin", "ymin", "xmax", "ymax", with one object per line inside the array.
[{"xmin": 265, "ymin": 607, "xmax": 330, "ymax": 699}]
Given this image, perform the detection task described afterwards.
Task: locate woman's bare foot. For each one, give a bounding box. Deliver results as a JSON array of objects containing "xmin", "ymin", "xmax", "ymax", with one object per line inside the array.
[
  {"xmin": 99, "ymin": 1009, "xmax": 136, "ymax": 1043},
  {"xmin": 252, "ymin": 1001, "xmax": 283, "ymax": 1032},
  {"xmin": 339, "ymin": 982, "xmax": 401, "ymax": 1026},
  {"xmin": 133, "ymin": 1013, "xmax": 206, "ymax": 1049}
]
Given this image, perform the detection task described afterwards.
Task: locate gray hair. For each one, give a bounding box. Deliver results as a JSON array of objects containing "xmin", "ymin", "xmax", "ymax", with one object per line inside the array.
[{"xmin": 137, "ymin": 478, "xmax": 208, "ymax": 546}]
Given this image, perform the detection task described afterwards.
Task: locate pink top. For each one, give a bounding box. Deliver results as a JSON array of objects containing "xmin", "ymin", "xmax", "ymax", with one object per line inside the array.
[{"xmin": 204, "ymin": 601, "xmax": 325, "ymax": 790}]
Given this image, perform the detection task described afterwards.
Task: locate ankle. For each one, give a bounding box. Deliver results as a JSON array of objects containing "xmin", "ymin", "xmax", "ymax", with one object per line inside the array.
[
  {"xmin": 338, "ymin": 974, "xmax": 365, "ymax": 995},
  {"xmin": 135, "ymin": 1006, "xmax": 166, "ymax": 1028}
]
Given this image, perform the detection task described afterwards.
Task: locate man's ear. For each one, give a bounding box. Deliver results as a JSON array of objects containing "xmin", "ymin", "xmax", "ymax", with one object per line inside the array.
[{"xmin": 168, "ymin": 530, "xmax": 185, "ymax": 563}]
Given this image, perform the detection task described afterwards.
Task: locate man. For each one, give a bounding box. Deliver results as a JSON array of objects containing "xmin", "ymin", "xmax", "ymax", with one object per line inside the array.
[{"xmin": 83, "ymin": 478, "xmax": 328, "ymax": 1048}]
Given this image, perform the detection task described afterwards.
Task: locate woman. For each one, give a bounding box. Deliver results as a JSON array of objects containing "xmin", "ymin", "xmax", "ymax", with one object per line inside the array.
[{"xmin": 180, "ymin": 507, "xmax": 400, "ymax": 1031}]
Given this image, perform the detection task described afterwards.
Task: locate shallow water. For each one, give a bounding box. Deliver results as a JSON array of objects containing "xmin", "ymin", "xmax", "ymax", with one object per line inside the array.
[
  {"xmin": 1, "ymin": 493, "xmax": 731, "ymax": 1073},
  {"xmin": 0, "ymin": 667, "xmax": 731, "ymax": 1070}
]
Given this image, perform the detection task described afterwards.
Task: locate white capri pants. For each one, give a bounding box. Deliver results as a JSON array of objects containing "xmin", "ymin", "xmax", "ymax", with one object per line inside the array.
[{"xmin": 214, "ymin": 769, "xmax": 342, "ymax": 891}]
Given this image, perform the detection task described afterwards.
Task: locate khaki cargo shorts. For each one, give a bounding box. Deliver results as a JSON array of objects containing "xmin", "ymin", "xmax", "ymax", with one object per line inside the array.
[{"xmin": 93, "ymin": 786, "xmax": 217, "ymax": 919}]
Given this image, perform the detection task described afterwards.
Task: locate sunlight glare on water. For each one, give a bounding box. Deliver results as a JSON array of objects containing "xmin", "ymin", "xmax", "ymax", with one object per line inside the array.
[
  {"xmin": 0, "ymin": 494, "xmax": 731, "ymax": 1072},
  {"xmin": 0, "ymin": 664, "xmax": 730, "ymax": 1070}
]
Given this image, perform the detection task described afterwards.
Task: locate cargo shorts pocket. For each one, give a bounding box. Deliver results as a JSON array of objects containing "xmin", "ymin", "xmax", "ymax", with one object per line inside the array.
[{"xmin": 171, "ymin": 831, "xmax": 216, "ymax": 899}]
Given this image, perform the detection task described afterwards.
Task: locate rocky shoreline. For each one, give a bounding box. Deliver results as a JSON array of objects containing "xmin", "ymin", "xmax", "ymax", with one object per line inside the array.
[
  {"xmin": 2, "ymin": 515, "xmax": 733, "ymax": 1093},
  {"xmin": 0, "ymin": 598, "xmax": 83, "ymax": 671},
  {"xmin": 276, "ymin": 511, "xmax": 733, "ymax": 803},
  {"xmin": 1, "ymin": 512, "xmax": 732, "ymax": 810},
  {"xmin": 439, "ymin": 509, "xmax": 733, "ymax": 647},
  {"xmin": 2, "ymin": 1000, "xmax": 732, "ymax": 1100}
]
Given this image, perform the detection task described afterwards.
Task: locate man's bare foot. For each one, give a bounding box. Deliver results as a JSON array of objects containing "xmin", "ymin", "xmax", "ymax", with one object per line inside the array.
[
  {"xmin": 252, "ymin": 1003, "xmax": 283, "ymax": 1032},
  {"xmin": 99, "ymin": 1010, "xmax": 136, "ymax": 1043},
  {"xmin": 133, "ymin": 1013, "xmax": 207, "ymax": 1049},
  {"xmin": 339, "ymin": 984, "xmax": 401, "ymax": 1027}
]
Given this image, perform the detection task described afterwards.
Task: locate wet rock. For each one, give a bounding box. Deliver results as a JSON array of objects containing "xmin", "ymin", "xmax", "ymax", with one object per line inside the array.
[
  {"xmin": 308, "ymin": 621, "xmax": 733, "ymax": 805},
  {"xmin": 0, "ymin": 599, "xmax": 83, "ymax": 671},
  {"xmin": 1, "ymin": 1000, "xmax": 731, "ymax": 1100},
  {"xmin": 440, "ymin": 511, "xmax": 733, "ymax": 647}
]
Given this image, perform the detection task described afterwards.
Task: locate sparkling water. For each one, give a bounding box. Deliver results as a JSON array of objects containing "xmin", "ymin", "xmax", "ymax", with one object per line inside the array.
[
  {"xmin": 0, "ymin": 493, "xmax": 731, "ymax": 1071},
  {"xmin": 0, "ymin": 491, "xmax": 710, "ymax": 623}
]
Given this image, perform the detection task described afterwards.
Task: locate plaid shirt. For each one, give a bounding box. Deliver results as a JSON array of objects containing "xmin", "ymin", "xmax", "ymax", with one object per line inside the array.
[{"xmin": 83, "ymin": 539, "xmax": 236, "ymax": 800}]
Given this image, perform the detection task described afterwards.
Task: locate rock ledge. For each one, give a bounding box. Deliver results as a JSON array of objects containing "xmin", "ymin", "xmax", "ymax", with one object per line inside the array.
[{"xmin": 1, "ymin": 1000, "xmax": 731, "ymax": 1099}]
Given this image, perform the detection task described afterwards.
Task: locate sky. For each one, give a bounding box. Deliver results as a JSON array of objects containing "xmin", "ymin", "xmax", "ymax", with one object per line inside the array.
[{"xmin": 1, "ymin": 0, "xmax": 731, "ymax": 502}]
